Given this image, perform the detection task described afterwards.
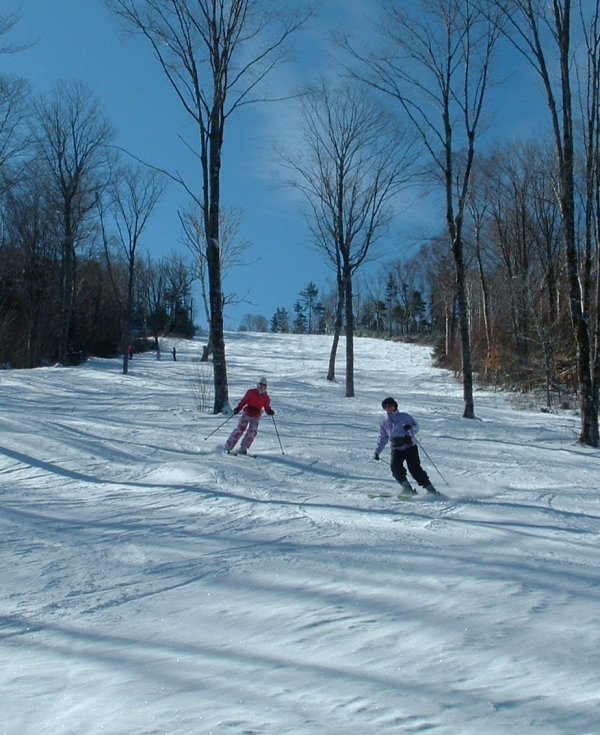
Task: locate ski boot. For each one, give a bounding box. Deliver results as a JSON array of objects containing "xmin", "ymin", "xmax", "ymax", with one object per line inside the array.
[{"xmin": 400, "ymin": 480, "xmax": 417, "ymax": 495}]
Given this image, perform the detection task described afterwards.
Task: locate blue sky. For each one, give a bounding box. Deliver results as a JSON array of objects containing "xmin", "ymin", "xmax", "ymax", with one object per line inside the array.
[{"xmin": 3, "ymin": 0, "xmax": 546, "ymax": 330}]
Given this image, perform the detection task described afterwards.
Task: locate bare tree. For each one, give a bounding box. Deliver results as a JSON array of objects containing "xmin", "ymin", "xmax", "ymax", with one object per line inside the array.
[
  {"xmin": 135, "ymin": 251, "xmax": 194, "ymax": 341},
  {"xmin": 494, "ymin": 0, "xmax": 598, "ymax": 445},
  {"xmin": 418, "ymin": 234, "xmax": 460, "ymax": 360},
  {"xmin": 0, "ymin": 9, "xmax": 23, "ymax": 54},
  {"xmin": 580, "ymin": 1, "xmax": 600, "ymax": 444},
  {"xmin": 106, "ymin": 0, "xmax": 311, "ymax": 412},
  {"xmin": 1, "ymin": 10, "xmax": 34, "ymax": 189},
  {"xmin": 282, "ymin": 83, "xmax": 417, "ymax": 395},
  {"xmin": 101, "ymin": 164, "xmax": 165, "ymax": 374},
  {"xmin": 0, "ymin": 75, "xmax": 29, "ymax": 192},
  {"xmin": 178, "ymin": 200, "xmax": 249, "ymax": 354},
  {"xmin": 239, "ymin": 313, "xmax": 268, "ymax": 332},
  {"xmin": 465, "ymin": 174, "xmax": 494, "ymax": 364},
  {"xmin": 161, "ymin": 254, "xmax": 195, "ymax": 334},
  {"xmin": 31, "ymin": 81, "xmax": 113, "ymax": 365},
  {"xmin": 345, "ymin": 0, "xmax": 501, "ymax": 417}
]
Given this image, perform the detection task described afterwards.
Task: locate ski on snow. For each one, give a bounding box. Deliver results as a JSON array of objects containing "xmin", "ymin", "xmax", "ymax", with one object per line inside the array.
[
  {"xmin": 367, "ymin": 491, "xmax": 449, "ymax": 501},
  {"xmin": 368, "ymin": 492, "xmax": 416, "ymax": 501},
  {"xmin": 227, "ymin": 450, "xmax": 258, "ymax": 458}
]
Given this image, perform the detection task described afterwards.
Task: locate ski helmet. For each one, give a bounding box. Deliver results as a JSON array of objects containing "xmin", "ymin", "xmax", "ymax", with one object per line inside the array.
[{"xmin": 381, "ymin": 397, "xmax": 398, "ymax": 409}]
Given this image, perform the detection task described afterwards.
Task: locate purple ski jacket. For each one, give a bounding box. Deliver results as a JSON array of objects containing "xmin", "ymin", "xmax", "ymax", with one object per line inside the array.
[{"xmin": 375, "ymin": 410, "xmax": 419, "ymax": 455}]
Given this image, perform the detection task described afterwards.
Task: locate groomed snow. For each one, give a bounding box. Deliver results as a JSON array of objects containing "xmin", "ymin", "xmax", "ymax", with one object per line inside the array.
[{"xmin": 1, "ymin": 332, "xmax": 599, "ymax": 734}]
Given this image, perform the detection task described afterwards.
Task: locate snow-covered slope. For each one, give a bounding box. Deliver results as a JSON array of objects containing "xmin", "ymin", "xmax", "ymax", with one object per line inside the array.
[{"xmin": 1, "ymin": 332, "xmax": 598, "ymax": 734}]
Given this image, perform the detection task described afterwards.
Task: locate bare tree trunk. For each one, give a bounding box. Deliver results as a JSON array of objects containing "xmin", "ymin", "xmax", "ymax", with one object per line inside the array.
[
  {"xmin": 583, "ymin": 3, "xmax": 600, "ymax": 443},
  {"xmin": 327, "ymin": 276, "xmax": 344, "ymax": 381},
  {"xmin": 208, "ymin": 236, "xmax": 228, "ymax": 410},
  {"xmin": 344, "ymin": 266, "xmax": 355, "ymax": 398},
  {"xmin": 555, "ymin": 8, "xmax": 597, "ymax": 445},
  {"xmin": 58, "ymin": 227, "xmax": 75, "ymax": 365},
  {"xmin": 475, "ymin": 239, "xmax": 492, "ymax": 362},
  {"xmin": 453, "ymin": 235, "xmax": 474, "ymax": 417},
  {"xmin": 206, "ymin": 92, "xmax": 228, "ymax": 411}
]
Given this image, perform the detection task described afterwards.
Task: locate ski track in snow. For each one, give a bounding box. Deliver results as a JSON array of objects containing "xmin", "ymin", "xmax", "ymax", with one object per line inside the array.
[{"xmin": 1, "ymin": 332, "xmax": 600, "ymax": 735}]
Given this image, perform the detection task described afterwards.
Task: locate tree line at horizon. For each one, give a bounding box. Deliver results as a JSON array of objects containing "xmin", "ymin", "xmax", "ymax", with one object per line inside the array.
[
  {"xmin": 241, "ymin": 277, "xmax": 428, "ymax": 338},
  {"xmin": 1, "ymin": 1, "xmax": 599, "ymax": 447}
]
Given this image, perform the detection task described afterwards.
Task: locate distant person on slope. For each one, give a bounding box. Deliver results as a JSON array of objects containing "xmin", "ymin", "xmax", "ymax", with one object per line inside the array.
[
  {"xmin": 224, "ymin": 377, "xmax": 275, "ymax": 455},
  {"xmin": 373, "ymin": 397, "xmax": 439, "ymax": 495}
]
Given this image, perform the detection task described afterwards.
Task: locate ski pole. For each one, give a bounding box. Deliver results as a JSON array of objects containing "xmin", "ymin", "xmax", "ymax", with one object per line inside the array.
[
  {"xmin": 412, "ymin": 432, "xmax": 448, "ymax": 486},
  {"xmin": 270, "ymin": 414, "xmax": 285, "ymax": 454},
  {"xmin": 203, "ymin": 412, "xmax": 235, "ymax": 441}
]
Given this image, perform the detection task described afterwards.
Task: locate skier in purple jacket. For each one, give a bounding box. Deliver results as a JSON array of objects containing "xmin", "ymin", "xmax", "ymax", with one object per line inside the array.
[{"xmin": 373, "ymin": 397, "xmax": 439, "ymax": 495}]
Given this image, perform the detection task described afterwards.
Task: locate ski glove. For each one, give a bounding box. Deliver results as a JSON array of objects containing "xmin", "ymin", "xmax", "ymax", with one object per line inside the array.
[
  {"xmin": 266, "ymin": 408, "xmax": 275, "ymax": 415},
  {"xmin": 403, "ymin": 424, "xmax": 412, "ymax": 431},
  {"xmin": 373, "ymin": 452, "xmax": 380, "ymax": 461},
  {"xmin": 233, "ymin": 407, "xmax": 240, "ymax": 415}
]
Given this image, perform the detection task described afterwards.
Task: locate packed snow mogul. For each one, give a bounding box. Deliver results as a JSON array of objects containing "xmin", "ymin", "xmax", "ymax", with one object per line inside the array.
[
  {"xmin": 373, "ymin": 397, "xmax": 439, "ymax": 495},
  {"xmin": 224, "ymin": 377, "xmax": 275, "ymax": 455}
]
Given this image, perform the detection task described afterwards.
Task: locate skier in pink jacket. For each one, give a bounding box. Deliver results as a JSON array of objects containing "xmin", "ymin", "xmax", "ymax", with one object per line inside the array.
[{"xmin": 224, "ymin": 377, "xmax": 274, "ymax": 454}]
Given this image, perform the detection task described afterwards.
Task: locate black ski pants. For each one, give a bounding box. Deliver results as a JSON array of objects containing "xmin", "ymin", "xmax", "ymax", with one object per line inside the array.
[{"xmin": 390, "ymin": 445, "xmax": 430, "ymax": 487}]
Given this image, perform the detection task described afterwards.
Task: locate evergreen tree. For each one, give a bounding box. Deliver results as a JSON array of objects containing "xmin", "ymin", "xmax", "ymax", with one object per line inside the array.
[
  {"xmin": 299, "ymin": 281, "xmax": 319, "ymax": 334},
  {"xmin": 409, "ymin": 289, "xmax": 427, "ymax": 332},
  {"xmin": 270, "ymin": 307, "xmax": 290, "ymax": 333},
  {"xmin": 314, "ymin": 302, "xmax": 326, "ymax": 333},
  {"xmin": 293, "ymin": 300, "xmax": 307, "ymax": 334},
  {"xmin": 385, "ymin": 273, "xmax": 397, "ymax": 337}
]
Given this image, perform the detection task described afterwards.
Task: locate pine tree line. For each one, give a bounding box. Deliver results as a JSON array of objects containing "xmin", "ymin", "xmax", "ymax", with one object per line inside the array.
[{"xmin": 262, "ymin": 276, "xmax": 428, "ymax": 338}]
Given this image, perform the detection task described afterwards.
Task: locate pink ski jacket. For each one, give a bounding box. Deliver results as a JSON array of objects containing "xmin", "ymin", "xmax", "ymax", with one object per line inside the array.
[{"xmin": 234, "ymin": 388, "xmax": 272, "ymax": 418}]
